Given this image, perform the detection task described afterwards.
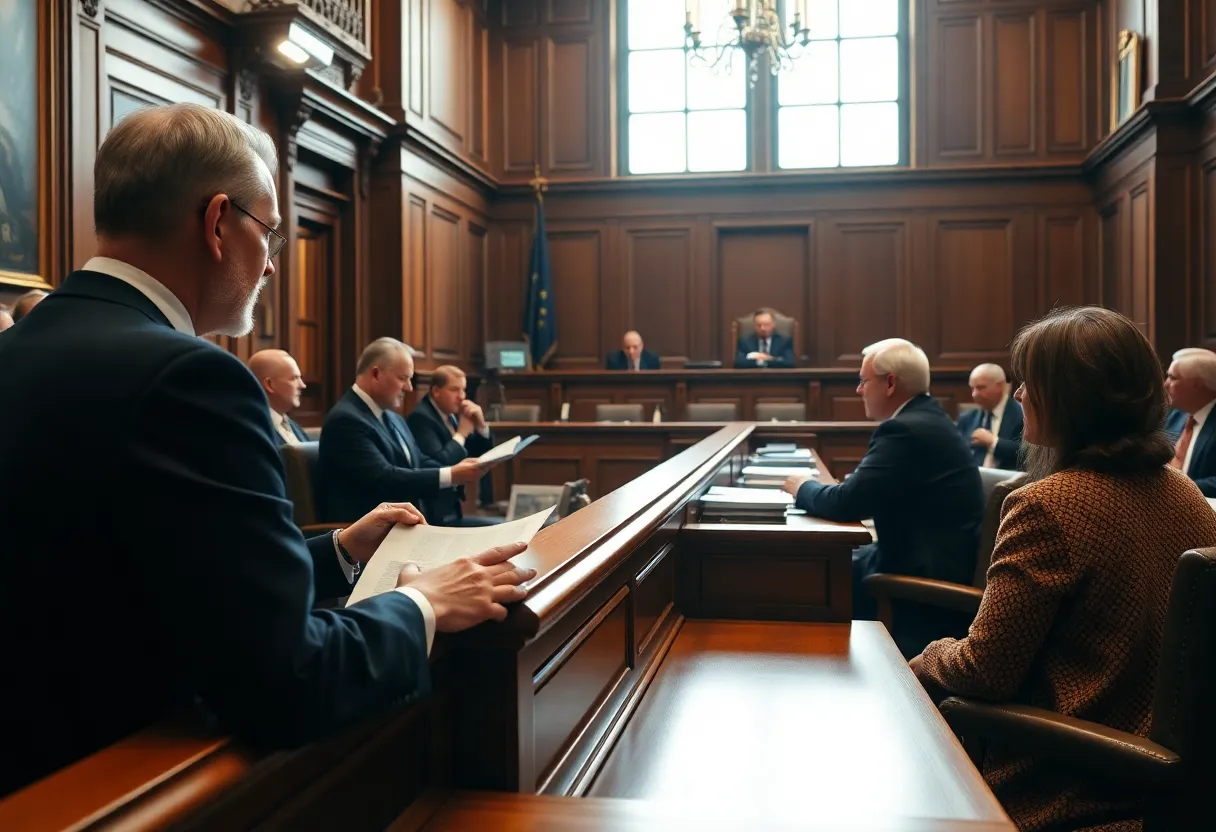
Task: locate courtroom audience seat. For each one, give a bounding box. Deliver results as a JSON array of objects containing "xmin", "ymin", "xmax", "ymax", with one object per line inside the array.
[
  {"xmin": 497, "ymin": 403, "xmax": 541, "ymax": 422},
  {"xmin": 596, "ymin": 403, "xmax": 645, "ymax": 422},
  {"xmin": 685, "ymin": 402, "xmax": 738, "ymax": 421},
  {"xmin": 864, "ymin": 468, "xmax": 1027, "ymax": 628},
  {"xmin": 940, "ymin": 546, "xmax": 1216, "ymax": 831},
  {"xmin": 280, "ymin": 441, "xmax": 346, "ymax": 533},
  {"xmin": 754, "ymin": 402, "xmax": 806, "ymax": 421}
]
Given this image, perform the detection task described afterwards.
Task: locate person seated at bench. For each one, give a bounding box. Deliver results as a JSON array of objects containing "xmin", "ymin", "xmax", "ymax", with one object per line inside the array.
[
  {"xmin": 1164, "ymin": 347, "xmax": 1216, "ymax": 495},
  {"xmin": 605, "ymin": 330, "xmax": 659, "ymax": 371},
  {"xmin": 407, "ymin": 364, "xmax": 500, "ymax": 526},
  {"xmin": 0, "ymin": 104, "xmax": 535, "ymax": 798},
  {"xmin": 957, "ymin": 362, "xmax": 1023, "ymax": 470},
  {"xmin": 913, "ymin": 307, "xmax": 1216, "ymax": 832},
  {"xmin": 249, "ymin": 348, "xmax": 309, "ymax": 445},
  {"xmin": 319, "ymin": 338, "xmax": 484, "ymax": 523},
  {"xmin": 783, "ymin": 338, "xmax": 983, "ymax": 656},
  {"xmin": 734, "ymin": 309, "xmax": 795, "ymax": 369}
]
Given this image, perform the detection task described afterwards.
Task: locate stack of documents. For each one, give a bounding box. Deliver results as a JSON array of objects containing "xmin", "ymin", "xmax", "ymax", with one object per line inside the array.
[
  {"xmin": 749, "ymin": 445, "xmax": 814, "ymax": 466},
  {"xmin": 700, "ymin": 485, "xmax": 793, "ymax": 524},
  {"xmin": 740, "ymin": 465, "xmax": 817, "ymax": 488}
]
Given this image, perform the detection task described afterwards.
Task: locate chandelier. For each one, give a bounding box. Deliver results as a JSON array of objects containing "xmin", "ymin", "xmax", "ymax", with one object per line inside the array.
[{"xmin": 684, "ymin": 1, "xmax": 811, "ymax": 86}]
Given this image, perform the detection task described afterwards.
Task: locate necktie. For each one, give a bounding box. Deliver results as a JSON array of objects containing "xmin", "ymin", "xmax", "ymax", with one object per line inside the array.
[
  {"xmin": 383, "ymin": 414, "xmax": 413, "ymax": 465},
  {"xmin": 278, "ymin": 415, "xmax": 300, "ymax": 445},
  {"xmin": 1173, "ymin": 416, "xmax": 1197, "ymax": 470},
  {"xmin": 761, "ymin": 339, "xmax": 769, "ymax": 355},
  {"xmin": 981, "ymin": 410, "xmax": 993, "ymax": 431},
  {"xmin": 632, "ymin": 359, "xmax": 639, "ymax": 371}
]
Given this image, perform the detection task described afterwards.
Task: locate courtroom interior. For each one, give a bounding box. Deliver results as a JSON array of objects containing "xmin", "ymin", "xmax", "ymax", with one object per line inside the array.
[{"xmin": 2, "ymin": 0, "xmax": 1216, "ymax": 830}]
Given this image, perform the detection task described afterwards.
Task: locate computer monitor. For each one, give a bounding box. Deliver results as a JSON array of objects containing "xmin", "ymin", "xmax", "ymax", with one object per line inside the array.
[{"xmin": 485, "ymin": 341, "xmax": 530, "ymax": 372}]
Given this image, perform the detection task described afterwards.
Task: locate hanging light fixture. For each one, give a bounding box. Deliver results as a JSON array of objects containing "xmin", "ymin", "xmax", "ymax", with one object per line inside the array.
[{"xmin": 684, "ymin": 1, "xmax": 811, "ymax": 86}]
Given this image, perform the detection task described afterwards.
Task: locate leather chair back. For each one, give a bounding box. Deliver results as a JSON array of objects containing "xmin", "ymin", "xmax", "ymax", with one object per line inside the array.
[
  {"xmin": 755, "ymin": 402, "xmax": 806, "ymax": 422},
  {"xmin": 280, "ymin": 441, "xmax": 322, "ymax": 527},
  {"xmin": 686, "ymin": 402, "xmax": 738, "ymax": 421},
  {"xmin": 730, "ymin": 308, "xmax": 799, "ymax": 363},
  {"xmin": 596, "ymin": 403, "xmax": 645, "ymax": 422},
  {"xmin": 972, "ymin": 469, "xmax": 1027, "ymax": 588},
  {"xmin": 1144, "ymin": 547, "xmax": 1216, "ymax": 829},
  {"xmin": 498, "ymin": 404, "xmax": 541, "ymax": 422}
]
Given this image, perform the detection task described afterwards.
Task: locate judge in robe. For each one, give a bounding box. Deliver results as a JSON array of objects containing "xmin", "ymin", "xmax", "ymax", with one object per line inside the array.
[
  {"xmin": 734, "ymin": 309, "xmax": 795, "ymax": 368},
  {"xmin": 1164, "ymin": 347, "xmax": 1216, "ymax": 495},
  {"xmin": 249, "ymin": 348, "xmax": 309, "ymax": 444},
  {"xmin": 407, "ymin": 365, "xmax": 500, "ymax": 526},
  {"xmin": 956, "ymin": 363, "xmax": 1024, "ymax": 470},
  {"xmin": 605, "ymin": 330, "xmax": 660, "ymax": 371},
  {"xmin": 318, "ymin": 338, "xmax": 485, "ymax": 523}
]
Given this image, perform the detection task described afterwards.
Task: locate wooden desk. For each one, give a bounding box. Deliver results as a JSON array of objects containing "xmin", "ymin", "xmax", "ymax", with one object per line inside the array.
[
  {"xmin": 0, "ymin": 426, "xmax": 1002, "ymax": 831},
  {"xmin": 489, "ymin": 367, "xmax": 972, "ymax": 423}
]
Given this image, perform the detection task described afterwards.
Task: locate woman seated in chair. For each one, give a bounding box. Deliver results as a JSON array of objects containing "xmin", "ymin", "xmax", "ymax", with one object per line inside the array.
[{"xmin": 911, "ymin": 306, "xmax": 1216, "ymax": 832}]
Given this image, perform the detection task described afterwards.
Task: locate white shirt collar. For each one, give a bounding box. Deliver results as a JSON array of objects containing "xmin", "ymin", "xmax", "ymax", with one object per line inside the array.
[
  {"xmin": 82, "ymin": 256, "xmax": 194, "ymax": 335},
  {"xmin": 992, "ymin": 389, "xmax": 1010, "ymax": 417},
  {"xmin": 270, "ymin": 407, "xmax": 290, "ymax": 427},
  {"xmin": 351, "ymin": 383, "xmax": 384, "ymax": 420},
  {"xmin": 1192, "ymin": 398, "xmax": 1215, "ymax": 428}
]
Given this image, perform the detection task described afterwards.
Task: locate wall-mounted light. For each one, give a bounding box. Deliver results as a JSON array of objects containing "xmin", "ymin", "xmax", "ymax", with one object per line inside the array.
[{"xmin": 277, "ymin": 22, "xmax": 334, "ymax": 68}]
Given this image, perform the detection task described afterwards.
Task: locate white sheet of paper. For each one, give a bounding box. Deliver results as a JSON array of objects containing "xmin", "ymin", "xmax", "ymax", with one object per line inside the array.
[
  {"xmin": 477, "ymin": 434, "xmax": 537, "ymax": 465},
  {"xmin": 706, "ymin": 486, "xmax": 794, "ymax": 504},
  {"xmin": 344, "ymin": 507, "xmax": 553, "ymax": 607},
  {"xmin": 741, "ymin": 465, "xmax": 817, "ymax": 479}
]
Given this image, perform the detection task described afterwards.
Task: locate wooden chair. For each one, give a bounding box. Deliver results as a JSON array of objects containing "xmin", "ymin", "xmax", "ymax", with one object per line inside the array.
[
  {"xmin": 497, "ymin": 404, "xmax": 541, "ymax": 422},
  {"xmin": 755, "ymin": 402, "xmax": 806, "ymax": 421},
  {"xmin": 730, "ymin": 308, "xmax": 800, "ymax": 363},
  {"xmin": 685, "ymin": 402, "xmax": 739, "ymax": 421},
  {"xmin": 940, "ymin": 547, "xmax": 1216, "ymax": 830},
  {"xmin": 280, "ymin": 441, "xmax": 347, "ymax": 533},
  {"xmin": 595, "ymin": 403, "xmax": 645, "ymax": 422}
]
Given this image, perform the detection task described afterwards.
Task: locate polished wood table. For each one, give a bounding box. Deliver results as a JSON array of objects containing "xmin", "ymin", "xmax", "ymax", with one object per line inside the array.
[{"xmin": 486, "ymin": 367, "xmax": 973, "ymax": 423}]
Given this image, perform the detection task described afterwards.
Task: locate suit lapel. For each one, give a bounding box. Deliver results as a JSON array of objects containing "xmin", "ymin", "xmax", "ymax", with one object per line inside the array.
[
  {"xmin": 1192, "ymin": 416, "xmax": 1216, "ymax": 470},
  {"xmin": 346, "ymin": 390, "xmax": 409, "ymax": 465}
]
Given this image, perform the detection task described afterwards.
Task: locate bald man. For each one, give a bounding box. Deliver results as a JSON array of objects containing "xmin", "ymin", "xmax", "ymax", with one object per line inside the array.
[
  {"xmin": 249, "ymin": 349, "xmax": 309, "ymax": 444},
  {"xmin": 11, "ymin": 289, "xmax": 47, "ymax": 323},
  {"xmin": 956, "ymin": 363, "xmax": 1023, "ymax": 469},
  {"xmin": 606, "ymin": 330, "xmax": 659, "ymax": 371}
]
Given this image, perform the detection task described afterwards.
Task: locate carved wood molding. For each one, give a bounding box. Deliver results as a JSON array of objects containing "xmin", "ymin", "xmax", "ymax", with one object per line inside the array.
[{"xmin": 80, "ymin": 0, "xmax": 99, "ymax": 18}]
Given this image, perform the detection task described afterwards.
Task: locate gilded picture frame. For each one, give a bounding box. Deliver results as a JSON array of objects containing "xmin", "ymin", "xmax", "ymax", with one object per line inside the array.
[
  {"xmin": 0, "ymin": 0, "xmax": 52, "ymax": 290},
  {"xmin": 1112, "ymin": 30, "xmax": 1142, "ymax": 131}
]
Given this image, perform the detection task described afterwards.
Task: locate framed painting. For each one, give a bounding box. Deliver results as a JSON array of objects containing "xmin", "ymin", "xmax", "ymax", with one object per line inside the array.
[
  {"xmin": 0, "ymin": 0, "xmax": 51, "ymax": 290},
  {"xmin": 1112, "ymin": 30, "xmax": 1142, "ymax": 131}
]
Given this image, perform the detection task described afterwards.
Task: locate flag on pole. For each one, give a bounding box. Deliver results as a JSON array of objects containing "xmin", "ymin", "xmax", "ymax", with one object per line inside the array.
[{"xmin": 523, "ymin": 184, "xmax": 556, "ymax": 369}]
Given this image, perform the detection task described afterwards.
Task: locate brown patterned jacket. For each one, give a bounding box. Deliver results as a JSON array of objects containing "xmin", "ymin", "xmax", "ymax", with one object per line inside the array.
[{"xmin": 921, "ymin": 466, "xmax": 1216, "ymax": 832}]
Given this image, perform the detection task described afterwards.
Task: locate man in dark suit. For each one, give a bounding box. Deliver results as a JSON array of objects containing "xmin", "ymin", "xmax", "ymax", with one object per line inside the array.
[
  {"xmin": 784, "ymin": 338, "xmax": 984, "ymax": 656},
  {"xmin": 0, "ymin": 103, "xmax": 534, "ymax": 797},
  {"xmin": 606, "ymin": 330, "xmax": 660, "ymax": 371},
  {"xmin": 956, "ymin": 363, "xmax": 1023, "ymax": 469},
  {"xmin": 407, "ymin": 364, "xmax": 499, "ymax": 526},
  {"xmin": 249, "ymin": 348, "xmax": 309, "ymax": 444},
  {"xmin": 1165, "ymin": 347, "xmax": 1216, "ymax": 495},
  {"xmin": 734, "ymin": 309, "xmax": 795, "ymax": 368},
  {"xmin": 319, "ymin": 338, "xmax": 486, "ymax": 524}
]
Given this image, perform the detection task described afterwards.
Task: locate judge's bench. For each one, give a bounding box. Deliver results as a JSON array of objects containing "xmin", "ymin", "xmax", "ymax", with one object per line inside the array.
[{"xmin": 0, "ymin": 424, "xmax": 1014, "ymax": 831}]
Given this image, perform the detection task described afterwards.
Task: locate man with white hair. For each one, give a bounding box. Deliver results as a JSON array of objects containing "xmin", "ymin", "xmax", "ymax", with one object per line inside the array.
[
  {"xmin": 0, "ymin": 104, "xmax": 535, "ymax": 795},
  {"xmin": 956, "ymin": 363, "xmax": 1024, "ymax": 469},
  {"xmin": 783, "ymin": 338, "xmax": 984, "ymax": 656},
  {"xmin": 1165, "ymin": 347, "xmax": 1216, "ymax": 495}
]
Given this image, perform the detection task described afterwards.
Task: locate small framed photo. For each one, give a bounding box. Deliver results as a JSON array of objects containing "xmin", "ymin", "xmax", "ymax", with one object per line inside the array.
[{"xmin": 1112, "ymin": 30, "xmax": 1142, "ymax": 130}]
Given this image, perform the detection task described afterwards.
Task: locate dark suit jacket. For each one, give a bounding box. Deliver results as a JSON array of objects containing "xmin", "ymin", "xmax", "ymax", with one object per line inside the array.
[
  {"xmin": 734, "ymin": 332, "xmax": 795, "ymax": 368},
  {"xmin": 795, "ymin": 394, "xmax": 985, "ymax": 585},
  {"xmin": 318, "ymin": 388, "xmax": 442, "ymax": 522},
  {"xmin": 0, "ymin": 271, "xmax": 430, "ymax": 797},
  {"xmin": 605, "ymin": 349, "xmax": 660, "ymax": 371},
  {"xmin": 277, "ymin": 414, "xmax": 309, "ymax": 444},
  {"xmin": 406, "ymin": 396, "xmax": 494, "ymax": 523},
  {"xmin": 956, "ymin": 396, "xmax": 1024, "ymax": 470},
  {"xmin": 1165, "ymin": 408, "xmax": 1216, "ymax": 496}
]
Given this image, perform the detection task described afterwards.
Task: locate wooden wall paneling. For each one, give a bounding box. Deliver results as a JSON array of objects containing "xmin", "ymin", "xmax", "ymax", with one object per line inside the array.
[
  {"xmin": 406, "ymin": 193, "xmax": 429, "ymax": 353},
  {"xmin": 817, "ymin": 218, "xmax": 909, "ymax": 366},
  {"xmin": 488, "ymin": 220, "xmax": 531, "ymax": 342},
  {"xmin": 1152, "ymin": 152, "xmax": 1194, "ymax": 358},
  {"xmin": 428, "ymin": 202, "xmax": 464, "ymax": 363},
  {"xmin": 467, "ymin": 221, "xmax": 489, "ymax": 365},
  {"xmin": 1201, "ymin": 151, "xmax": 1216, "ymax": 348},
  {"xmin": 501, "ymin": 37, "xmax": 540, "ymax": 175},
  {"xmin": 993, "ymin": 12, "xmax": 1037, "ymax": 158},
  {"xmin": 1099, "ymin": 197, "xmax": 1125, "ymax": 313},
  {"xmin": 715, "ymin": 224, "xmax": 812, "ymax": 363},
  {"xmin": 543, "ymin": 34, "xmax": 597, "ymax": 174},
  {"xmin": 1129, "ymin": 179, "xmax": 1153, "ymax": 334},
  {"xmin": 547, "ymin": 225, "xmax": 605, "ymax": 366},
  {"xmin": 620, "ymin": 222, "xmax": 696, "ymax": 363},
  {"xmin": 470, "ymin": 11, "xmax": 488, "ymax": 164},
  {"xmin": 428, "ymin": 0, "xmax": 470, "ymax": 151},
  {"xmin": 1203, "ymin": 0, "xmax": 1216, "ymax": 77},
  {"xmin": 1037, "ymin": 210, "xmax": 1089, "ymax": 310},
  {"xmin": 409, "ymin": 0, "xmax": 426, "ymax": 118},
  {"xmin": 1044, "ymin": 8, "xmax": 1090, "ymax": 154},
  {"xmin": 931, "ymin": 13, "xmax": 985, "ymax": 162},
  {"xmin": 71, "ymin": 1, "xmax": 105, "ymax": 271}
]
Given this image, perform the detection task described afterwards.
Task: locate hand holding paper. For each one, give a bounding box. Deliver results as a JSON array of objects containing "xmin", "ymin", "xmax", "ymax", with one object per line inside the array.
[
  {"xmin": 475, "ymin": 434, "xmax": 539, "ymax": 466},
  {"xmin": 396, "ymin": 542, "xmax": 535, "ymax": 631}
]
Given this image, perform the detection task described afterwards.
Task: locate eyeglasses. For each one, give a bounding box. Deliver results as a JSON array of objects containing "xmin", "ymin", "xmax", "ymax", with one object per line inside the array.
[{"xmin": 231, "ymin": 201, "xmax": 286, "ymax": 259}]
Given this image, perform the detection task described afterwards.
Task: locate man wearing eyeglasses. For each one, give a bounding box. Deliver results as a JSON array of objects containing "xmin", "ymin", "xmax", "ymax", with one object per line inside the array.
[{"xmin": 0, "ymin": 103, "xmax": 534, "ymax": 796}]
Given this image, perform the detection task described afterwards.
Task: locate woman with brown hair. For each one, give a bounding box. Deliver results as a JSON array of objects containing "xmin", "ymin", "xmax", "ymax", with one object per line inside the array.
[{"xmin": 912, "ymin": 306, "xmax": 1216, "ymax": 832}]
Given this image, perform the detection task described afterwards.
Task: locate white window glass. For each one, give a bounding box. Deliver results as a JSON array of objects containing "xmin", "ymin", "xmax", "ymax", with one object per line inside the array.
[
  {"xmin": 629, "ymin": 50, "xmax": 687, "ymax": 112},
  {"xmin": 628, "ymin": 0, "xmax": 684, "ymax": 49},
  {"xmin": 778, "ymin": 106, "xmax": 839, "ymax": 169},
  {"xmin": 630, "ymin": 113, "xmax": 688, "ymax": 174},
  {"xmin": 688, "ymin": 61, "xmax": 747, "ymax": 110},
  {"xmin": 777, "ymin": 40, "xmax": 838, "ymax": 106},
  {"xmin": 840, "ymin": 103, "xmax": 899, "ymax": 166},
  {"xmin": 839, "ymin": 38, "xmax": 898, "ymax": 103},
  {"xmin": 688, "ymin": 110, "xmax": 748, "ymax": 171},
  {"xmin": 839, "ymin": 0, "xmax": 899, "ymax": 38}
]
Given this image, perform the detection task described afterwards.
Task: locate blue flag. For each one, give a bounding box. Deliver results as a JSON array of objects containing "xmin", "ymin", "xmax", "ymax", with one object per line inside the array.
[{"xmin": 523, "ymin": 193, "xmax": 557, "ymax": 369}]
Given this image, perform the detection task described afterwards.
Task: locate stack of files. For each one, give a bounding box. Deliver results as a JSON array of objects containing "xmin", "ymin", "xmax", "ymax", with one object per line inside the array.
[
  {"xmin": 700, "ymin": 486, "xmax": 793, "ymax": 524},
  {"xmin": 740, "ymin": 464, "xmax": 817, "ymax": 487},
  {"xmin": 750, "ymin": 444, "xmax": 814, "ymax": 466}
]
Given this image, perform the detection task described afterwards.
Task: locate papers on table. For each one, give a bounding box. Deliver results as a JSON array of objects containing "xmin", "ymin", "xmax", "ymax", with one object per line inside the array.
[
  {"xmin": 756, "ymin": 443, "xmax": 797, "ymax": 455},
  {"xmin": 741, "ymin": 465, "xmax": 818, "ymax": 479},
  {"xmin": 345, "ymin": 507, "xmax": 552, "ymax": 607},
  {"xmin": 476, "ymin": 434, "xmax": 539, "ymax": 465},
  {"xmin": 700, "ymin": 485, "xmax": 792, "ymax": 524}
]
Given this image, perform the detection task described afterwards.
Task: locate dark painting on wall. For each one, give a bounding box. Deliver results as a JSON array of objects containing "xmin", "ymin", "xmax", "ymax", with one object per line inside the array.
[{"xmin": 0, "ymin": 0, "xmax": 38, "ymax": 279}]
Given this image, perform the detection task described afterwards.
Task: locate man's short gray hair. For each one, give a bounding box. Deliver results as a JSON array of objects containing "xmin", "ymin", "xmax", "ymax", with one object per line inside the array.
[
  {"xmin": 970, "ymin": 363, "xmax": 1007, "ymax": 384},
  {"xmin": 94, "ymin": 103, "xmax": 278, "ymax": 239},
  {"xmin": 1172, "ymin": 347, "xmax": 1216, "ymax": 392},
  {"xmin": 356, "ymin": 337, "xmax": 412, "ymax": 376},
  {"xmin": 862, "ymin": 338, "xmax": 931, "ymax": 395}
]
